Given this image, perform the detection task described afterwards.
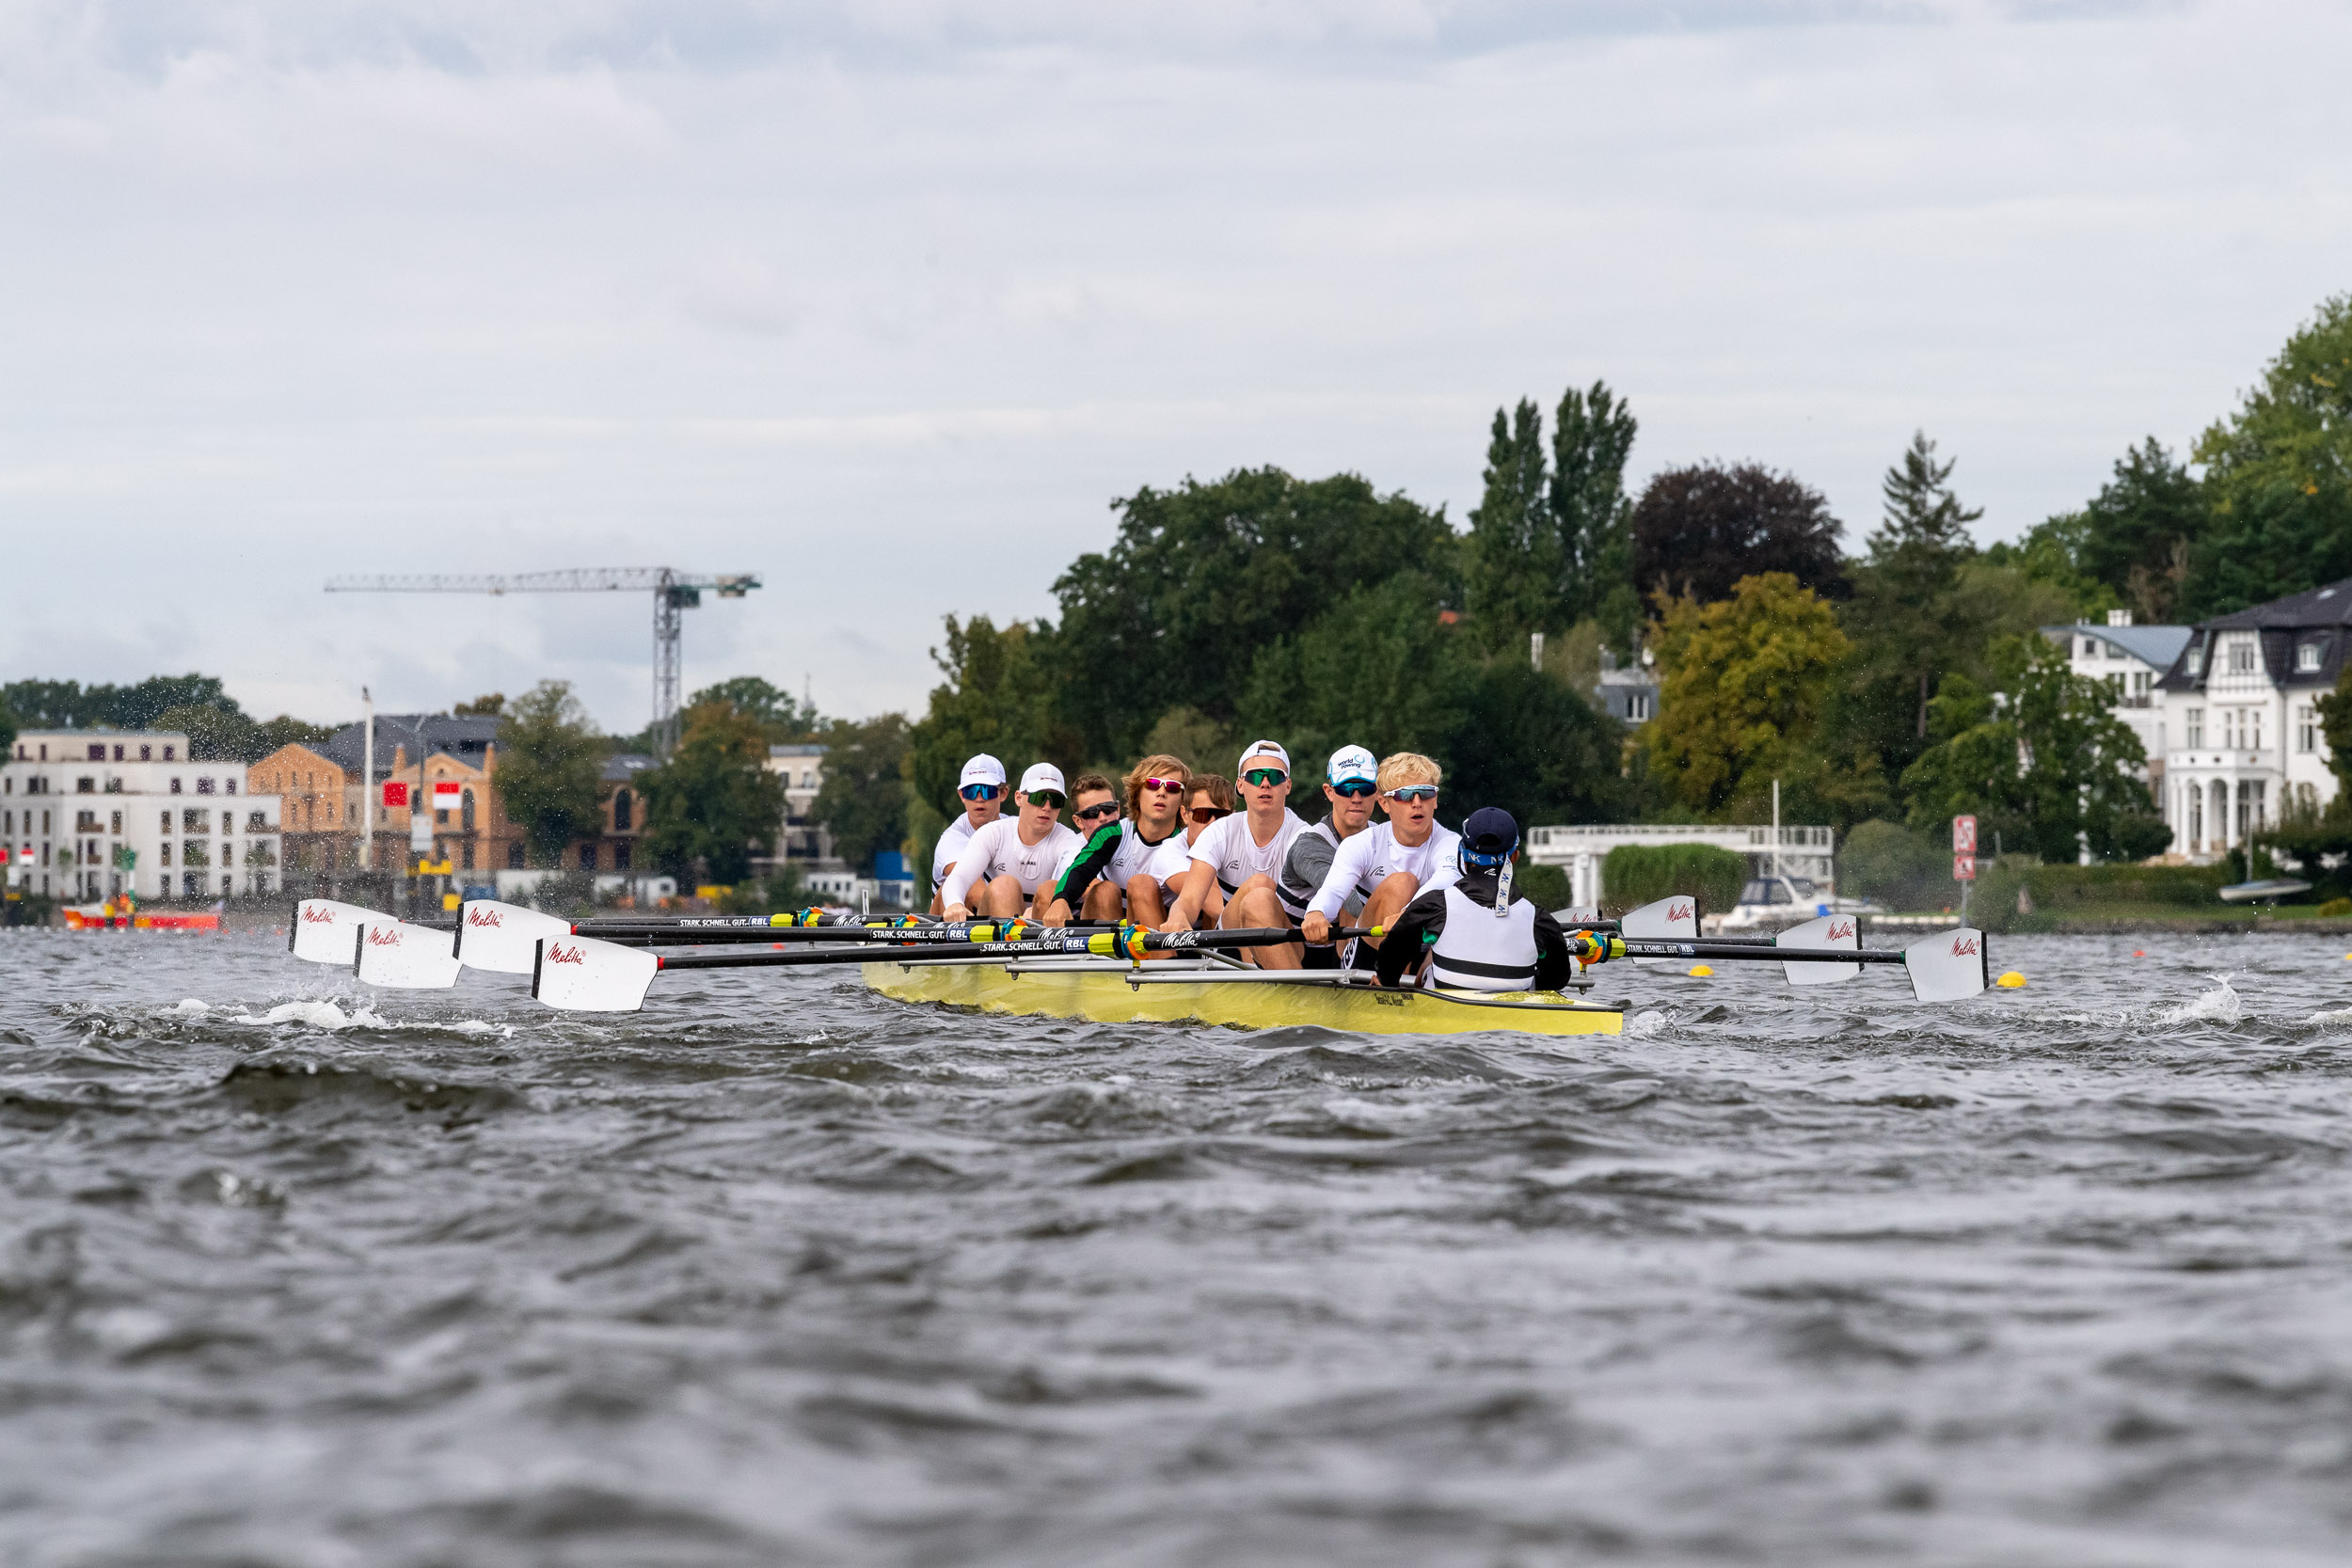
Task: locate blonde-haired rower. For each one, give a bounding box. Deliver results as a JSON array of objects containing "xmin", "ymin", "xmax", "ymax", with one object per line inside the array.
[{"xmin": 1299, "ymin": 751, "xmax": 1461, "ymax": 959}]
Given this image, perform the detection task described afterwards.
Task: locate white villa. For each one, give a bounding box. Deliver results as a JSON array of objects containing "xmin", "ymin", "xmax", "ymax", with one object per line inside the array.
[
  {"xmin": 2042, "ymin": 610, "xmax": 2192, "ymax": 786},
  {"xmin": 3, "ymin": 728, "xmax": 282, "ymax": 901},
  {"xmin": 2152, "ymin": 578, "xmax": 2352, "ymax": 860}
]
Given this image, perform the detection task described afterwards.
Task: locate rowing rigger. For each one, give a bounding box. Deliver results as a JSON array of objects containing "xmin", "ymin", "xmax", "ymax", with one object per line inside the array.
[{"xmin": 282, "ymin": 895, "xmax": 1993, "ymax": 1017}]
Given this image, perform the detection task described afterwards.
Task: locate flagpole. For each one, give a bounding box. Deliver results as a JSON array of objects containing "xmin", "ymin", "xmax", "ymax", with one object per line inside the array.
[{"xmin": 361, "ymin": 688, "xmax": 375, "ymax": 876}]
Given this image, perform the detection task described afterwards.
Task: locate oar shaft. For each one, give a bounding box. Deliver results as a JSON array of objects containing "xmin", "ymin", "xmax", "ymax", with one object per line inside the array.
[
  {"xmin": 1616, "ymin": 939, "xmax": 1902, "ymax": 964},
  {"xmin": 619, "ymin": 926, "xmax": 1318, "ymax": 973}
]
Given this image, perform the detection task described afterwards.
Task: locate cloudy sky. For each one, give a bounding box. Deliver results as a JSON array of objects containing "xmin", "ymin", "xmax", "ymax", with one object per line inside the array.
[{"xmin": 5, "ymin": 0, "xmax": 2348, "ymax": 734}]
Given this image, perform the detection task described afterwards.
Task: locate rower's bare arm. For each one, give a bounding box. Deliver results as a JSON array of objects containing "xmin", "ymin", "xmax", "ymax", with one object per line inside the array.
[{"xmin": 1162, "ymin": 861, "xmax": 1210, "ymax": 932}]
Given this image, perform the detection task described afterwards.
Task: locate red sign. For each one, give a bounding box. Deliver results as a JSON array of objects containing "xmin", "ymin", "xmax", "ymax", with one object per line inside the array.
[
  {"xmin": 433, "ymin": 781, "xmax": 462, "ymax": 809},
  {"xmin": 382, "ymin": 781, "xmax": 409, "ymax": 808},
  {"xmin": 1952, "ymin": 815, "xmax": 1977, "ymax": 854},
  {"xmin": 1954, "ymin": 853, "xmax": 1978, "ymax": 881}
]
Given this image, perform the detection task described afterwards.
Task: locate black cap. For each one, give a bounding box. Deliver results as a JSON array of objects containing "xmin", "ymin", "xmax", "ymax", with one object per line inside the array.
[{"xmin": 1461, "ymin": 807, "xmax": 1519, "ymax": 863}]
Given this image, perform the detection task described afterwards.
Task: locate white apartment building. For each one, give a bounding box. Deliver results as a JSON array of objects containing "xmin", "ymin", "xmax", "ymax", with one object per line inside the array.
[
  {"xmin": 2153, "ymin": 578, "xmax": 2352, "ymax": 861},
  {"xmin": 2042, "ymin": 610, "xmax": 2192, "ymax": 784},
  {"xmin": 2, "ymin": 728, "xmax": 281, "ymax": 901}
]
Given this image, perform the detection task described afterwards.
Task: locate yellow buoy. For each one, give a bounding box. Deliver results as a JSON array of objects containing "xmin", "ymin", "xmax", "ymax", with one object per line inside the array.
[
  {"xmin": 1996, "ymin": 971, "xmax": 2026, "ymax": 989},
  {"xmin": 1689, "ymin": 964, "xmax": 1713, "ymax": 976}
]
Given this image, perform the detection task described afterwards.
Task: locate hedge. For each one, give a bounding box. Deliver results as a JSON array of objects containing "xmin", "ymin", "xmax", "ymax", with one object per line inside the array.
[{"xmin": 1602, "ymin": 844, "xmax": 1748, "ymax": 915}]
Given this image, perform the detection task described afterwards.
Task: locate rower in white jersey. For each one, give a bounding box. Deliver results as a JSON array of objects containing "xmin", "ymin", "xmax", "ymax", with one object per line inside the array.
[
  {"xmin": 1161, "ymin": 740, "xmax": 1308, "ymax": 970},
  {"xmin": 1040, "ymin": 754, "xmax": 1192, "ymax": 927},
  {"xmin": 1299, "ymin": 751, "xmax": 1461, "ymax": 958},
  {"xmin": 1279, "ymin": 744, "xmax": 1380, "ymax": 970},
  {"xmin": 928, "ymin": 753, "xmax": 1008, "ymax": 915},
  {"xmin": 939, "ymin": 763, "xmax": 1084, "ymax": 921}
]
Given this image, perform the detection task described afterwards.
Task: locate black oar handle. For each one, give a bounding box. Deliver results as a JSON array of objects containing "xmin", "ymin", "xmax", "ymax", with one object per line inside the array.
[
  {"xmin": 1617, "ymin": 939, "xmax": 1902, "ymax": 965},
  {"xmin": 617, "ymin": 925, "xmax": 1322, "ymax": 973}
]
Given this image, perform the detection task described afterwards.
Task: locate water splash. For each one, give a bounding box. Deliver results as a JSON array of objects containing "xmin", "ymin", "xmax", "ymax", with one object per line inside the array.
[{"xmin": 2155, "ymin": 975, "xmax": 2243, "ymax": 1026}]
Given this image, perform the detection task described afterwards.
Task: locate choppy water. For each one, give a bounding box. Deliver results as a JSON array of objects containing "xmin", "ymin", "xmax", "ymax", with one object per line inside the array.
[{"xmin": 7, "ymin": 928, "xmax": 2352, "ymax": 1565}]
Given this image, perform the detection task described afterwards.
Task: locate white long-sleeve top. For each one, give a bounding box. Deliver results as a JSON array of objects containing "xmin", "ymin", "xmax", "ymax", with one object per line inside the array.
[
  {"xmin": 939, "ymin": 816, "xmax": 1082, "ymax": 908},
  {"xmin": 1307, "ymin": 821, "xmax": 1463, "ymax": 919}
]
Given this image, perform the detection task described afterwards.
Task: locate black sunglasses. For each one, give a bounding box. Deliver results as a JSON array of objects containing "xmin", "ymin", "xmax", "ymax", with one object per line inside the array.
[
  {"xmin": 1026, "ymin": 790, "xmax": 1068, "ymax": 810},
  {"xmin": 1073, "ymin": 801, "xmax": 1120, "ymax": 822}
]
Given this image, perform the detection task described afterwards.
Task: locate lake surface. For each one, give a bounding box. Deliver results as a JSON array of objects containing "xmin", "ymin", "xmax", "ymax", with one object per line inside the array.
[{"xmin": 6, "ymin": 927, "xmax": 2352, "ymax": 1565}]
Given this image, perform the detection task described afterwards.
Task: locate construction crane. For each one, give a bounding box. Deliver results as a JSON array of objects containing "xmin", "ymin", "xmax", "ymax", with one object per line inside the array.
[{"xmin": 324, "ymin": 567, "xmax": 761, "ymax": 755}]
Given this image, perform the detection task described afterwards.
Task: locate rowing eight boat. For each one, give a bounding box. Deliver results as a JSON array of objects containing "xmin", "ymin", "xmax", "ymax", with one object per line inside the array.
[{"xmin": 858, "ymin": 955, "xmax": 1628, "ymax": 1037}]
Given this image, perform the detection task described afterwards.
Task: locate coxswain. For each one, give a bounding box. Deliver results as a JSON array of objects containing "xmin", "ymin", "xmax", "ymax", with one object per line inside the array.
[
  {"xmin": 939, "ymin": 764, "xmax": 1083, "ymax": 921},
  {"xmin": 1375, "ymin": 807, "xmax": 1579, "ymax": 992},
  {"xmin": 1042, "ymin": 755, "xmax": 1192, "ymax": 927},
  {"xmin": 1161, "ymin": 741, "xmax": 1307, "ymax": 968},
  {"xmin": 928, "ymin": 753, "xmax": 1008, "ymax": 915},
  {"xmin": 1279, "ymin": 744, "xmax": 1379, "ymax": 970},
  {"xmin": 1299, "ymin": 752, "xmax": 1461, "ymax": 958}
]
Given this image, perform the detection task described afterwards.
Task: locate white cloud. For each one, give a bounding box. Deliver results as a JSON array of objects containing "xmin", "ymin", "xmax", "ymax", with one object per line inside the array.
[{"xmin": 1, "ymin": 0, "xmax": 2346, "ymax": 730}]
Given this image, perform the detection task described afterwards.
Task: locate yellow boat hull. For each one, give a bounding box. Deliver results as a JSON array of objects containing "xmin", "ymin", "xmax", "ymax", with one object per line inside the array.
[{"xmin": 859, "ymin": 959, "xmax": 1624, "ymax": 1037}]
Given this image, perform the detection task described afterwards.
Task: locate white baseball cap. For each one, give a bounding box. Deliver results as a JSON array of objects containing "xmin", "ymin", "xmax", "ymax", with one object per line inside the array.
[
  {"xmin": 959, "ymin": 753, "xmax": 1007, "ymax": 788},
  {"xmin": 1327, "ymin": 744, "xmax": 1376, "ymax": 787},
  {"xmin": 1236, "ymin": 739, "xmax": 1291, "ymax": 775},
  {"xmin": 1019, "ymin": 762, "xmax": 1067, "ymax": 796}
]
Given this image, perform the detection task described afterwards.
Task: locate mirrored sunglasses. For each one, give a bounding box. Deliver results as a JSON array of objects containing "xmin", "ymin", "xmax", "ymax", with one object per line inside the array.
[
  {"xmin": 1140, "ymin": 777, "xmax": 1185, "ymax": 794},
  {"xmin": 1387, "ymin": 785, "xmax": 1438, "ymax": 802},
  {"xmin": 1188, "ymin": 806, "xmax": 1232, "ymax": 823},
  {"xmin": 959, "ymin": 784, "xmax": 1003, "ymax": 801},
  {"xmin": 1241, "ymin": 768, "xmax": 1288, "ymax": 787},
  {"xmin": 1026, "ymin": 790, "xmax": 1068, "ymax": 811},
  {"xmin": 1329, "ymin": 782, "xmax": 1376, "ymax": 799}
]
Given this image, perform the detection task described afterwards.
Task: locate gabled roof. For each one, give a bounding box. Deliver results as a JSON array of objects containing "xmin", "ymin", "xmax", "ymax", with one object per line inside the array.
[
  {"xmin": 602, "ymin": 753, "xmax": 656, "ymax": 784},
  {"xmin": 2042, "ymin": 624, "xmax": 2192, "ymax": 670},
  {"xmin": 318, "ymin": 714, "xmax": 504, "ymax": 772},
  {"xmin": 2155, "ymin": 576, "xmax": 2352, "ymax": 693}
]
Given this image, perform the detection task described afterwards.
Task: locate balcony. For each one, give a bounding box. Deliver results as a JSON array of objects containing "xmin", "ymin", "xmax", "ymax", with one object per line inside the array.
[{"xmin": 2168, "ymin": 750, "xmax": 2279, "ymax": 773}]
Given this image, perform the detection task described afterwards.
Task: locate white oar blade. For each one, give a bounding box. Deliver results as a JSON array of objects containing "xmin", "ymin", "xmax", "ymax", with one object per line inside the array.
[
  {"xmin": 532, "ymin": 936, "xmax": 660, "ymax": 1013},
  {"xmin": 1903, "ymin": 927, "xmax": 1989, "ymax": 1003},
  {"xmin": 354, "ymin": 919, "xmax": 462, "ymax": 990},
  {"xmin": 1777, "ymin": 911, "xmax": 1862, "ymax": 987},
  {"xmin": 292, "ymin": 898, "xmax": 384, "ymax": 963},
  {"xmin": 1620, "ymin": 895, "xmax": 1699, "ymax": 942},
  {"xmin": 454, "ymin": 899, "xmax": 573, "ymax": 974}
]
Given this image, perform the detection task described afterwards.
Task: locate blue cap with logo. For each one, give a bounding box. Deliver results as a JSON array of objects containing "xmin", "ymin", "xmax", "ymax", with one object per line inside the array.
[
  {"xmin": 1327, "ymin": 744, "xmax": 1376, "ymax": 788},
  {"xmin": 1459, "ymin": 807, "xmax": 1520, "ymax": 869}
]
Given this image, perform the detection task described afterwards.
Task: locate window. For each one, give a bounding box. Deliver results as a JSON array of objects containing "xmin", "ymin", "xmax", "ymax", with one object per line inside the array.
[
  {"xmin": 2083, "ymin": 638, "xmax": 2098, "ymax": 657},
  {"xmin": 110, "ymin": 811, "xmax": 121, "ymax": 833},
  {"xmin": 112, "ymin": 745, "xmax": 123, "ymax": 762},
  {"xmin": 75, "ymin": 777, "xmax": 93, "ymax": 794},
  {"xmin": 508, "ymin": 842, "xmax": 525, "ymax": 869},
  {"xmin": 614, "ymin": 841, "xmax": 631, "ymax": 870},
  {"xmin": 2187, "ymin": 646, "xmax": 2204, "ymax": 675},
  {"xmin": 1629, "ymin": 693, "xmax": 1652, "ymax": 721},
  {"xmin": 2133, "ymin": 671, "xmax": 2152, "ymax": 695},
  {"xmin": 162, "ymin": 746, "xmax": 174, "ymax": 761},
  {"xmin": 159, "ymin": 812, "xmax": 170, "ymax": 832},
  {"xmin": 461, "ymin": 788, "xmax": 475, "ymax": 832},
  {"xmin": 2186, "ymin": 708, "xmax": 2203, "ymax": 748},
  {"xmin": 170, "ymin": 778, "xmax": 183, "ymax": 795},
  {"xmin": 612, "ymin": 789, "xmax": 632, "ymax": 832},
  {"xmin": 2301, "ymin": 642, "xmax": 2325, "ymax": 672},
  {"xmin": 461, "ymin": 841, "xmax": 475, "ymax": 869},
  {"xmin": 197, "ymin": 777, "xmax": 215, "ymax": 795},
  {"xmin": 2301, "ymin": 706, "xmax": 2318, "ymax": 753},
  {"xmin": 160, "ymin": 842, "xmax": 172, "ymax": 867},
  {"xmin": 580, "ymin": 844, "xmax": 598, "ymax": 871},
  {"xmin": 2231, "ymin": 641, "xmax": 2256, "ymax": 673},
  {"xmin": 87, "ymin": 744, "xmax": 103, "ymax": 762},
  {"xmin": 138, "ymin": 745, "xmax": 151, "ymax": 762},
  {"xmin": 224, "ymin": 780, "xmax": 235, "ymax": 795}
]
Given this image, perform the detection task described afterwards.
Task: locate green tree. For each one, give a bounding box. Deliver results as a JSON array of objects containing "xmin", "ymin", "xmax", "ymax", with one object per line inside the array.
[
  {"xmin": 2186, "ymin": 293, "xmax": 2352, "ymax": 616},
  {"xmin": 689, "ymin": 675, "xmax": 820, "ymax": 741},
  {"xmin": 1981, "ymin": 512, "xmax": 2122, "ymax": 621},
  {"xmin": 639, "ymin": 699, "xmax": 786, "ymax": 884},
  {"xmin": 453, "ymin": 693, "xmax": 506, "ymax": 718},
  {"xmin": 1899, "ymin": 635, "xmax": 2165, "ymax": 863},
  {"xmin": 906, "ymin": 615, "xmax": 1077, "ymax": 818},
  {"xmin": 1051, "ymin": 467, "xmax": 1459, "ymax": 758},
  {"xmin": 1839, "ymin": 432, "xmax": 1985, "ymax": 777},
  {"xmin": 1463, "ymin": 399, "xmax": 1559, "ymax": 653},
  {"xmin": 1838, "ymin": 818, "xmax": 1948, "ymax": 911},
  {"xmin": 494, "ymin": 680, "xmax": 608, "ymax": 867},
  {"xmin": 811, "ymin": 713, "xmax": 912, "ymax": 873},
  {"xmin": 2079, "ymin": 438, "xmax": 2205, "ymax": 622},
  {"xmin": 1645, "ymin": 573, "xmax": 1850, "ymax": 817},
  {"xmin": 2, "ymin": 673, "xmax": 244, "ymax": 731},
  {"xmin": 1551, "ymin": 381, "xmax": 1640, "ymax": 648},
  {"xmin": 2313, "ymin": 663, "xmax": 2352, "ymax": 812}
]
